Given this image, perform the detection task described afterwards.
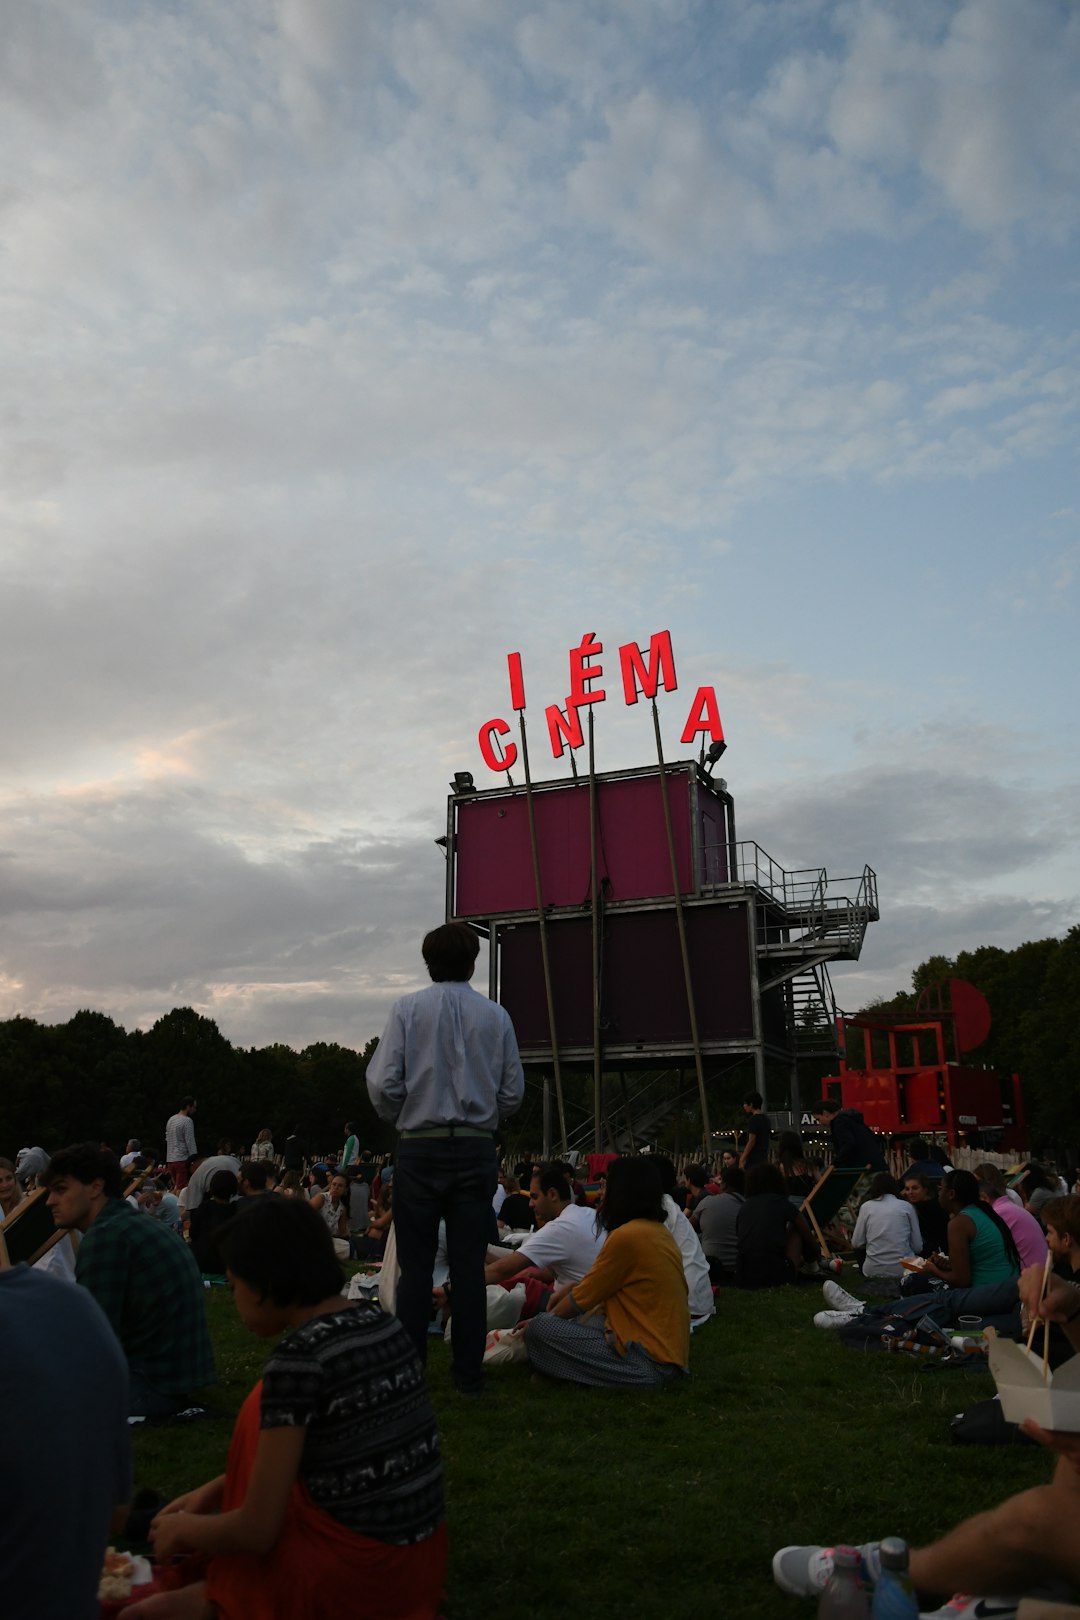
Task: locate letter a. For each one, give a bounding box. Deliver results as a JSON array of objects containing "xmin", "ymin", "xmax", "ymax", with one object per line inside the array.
[{"xmin": 679, "ymin": 687, "xmax": 724, "ymax": 745}]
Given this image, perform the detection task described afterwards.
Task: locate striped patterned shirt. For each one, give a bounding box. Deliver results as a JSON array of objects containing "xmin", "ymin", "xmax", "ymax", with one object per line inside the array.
[{"xmin": 260, "ymin": 1305, "xmax": 443, "ymax": 1545}]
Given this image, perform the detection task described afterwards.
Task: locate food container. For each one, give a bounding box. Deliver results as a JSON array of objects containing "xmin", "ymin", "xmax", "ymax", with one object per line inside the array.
[{"xmin": 986, "ymin": 1326, "xmax": 1080, "ymax": 1431}]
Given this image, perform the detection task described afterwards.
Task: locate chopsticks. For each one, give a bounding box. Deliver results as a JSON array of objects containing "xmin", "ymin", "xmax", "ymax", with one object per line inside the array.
[{"xmin": 1026, "ymin": 1251, "xmax": 1052, "ymax": 1381}]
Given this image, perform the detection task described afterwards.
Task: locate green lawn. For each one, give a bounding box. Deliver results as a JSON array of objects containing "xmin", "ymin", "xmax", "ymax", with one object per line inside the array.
[{"xmin": 132, "ymin": 1282, "xmax": 1051, "ymax": 1620}]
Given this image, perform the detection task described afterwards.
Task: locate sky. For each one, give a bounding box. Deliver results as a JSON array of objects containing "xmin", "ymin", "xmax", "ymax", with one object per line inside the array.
[{"xmin": 2, "ymin": 0, "xmax": 1078, "ymax": 1053}]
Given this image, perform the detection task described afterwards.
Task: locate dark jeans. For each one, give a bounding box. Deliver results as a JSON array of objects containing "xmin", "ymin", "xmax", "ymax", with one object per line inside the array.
[
  {"xmin": 393, "ymin": 1138, "xmax": 498, "ymax": 1393},
  {"xmin": 863, "ymin": 1279, "xmax": 1021, "ymax": 1337}
]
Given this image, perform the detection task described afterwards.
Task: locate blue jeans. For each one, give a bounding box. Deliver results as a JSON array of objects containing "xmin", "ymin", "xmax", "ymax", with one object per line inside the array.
[
  {"xmin": 864, "ymin": 1279, "xmax": 1021, "ymax": 1336},
  {"xmin": 393, "ymin": 1138, "xmax": 498, "ymax": 1393}
]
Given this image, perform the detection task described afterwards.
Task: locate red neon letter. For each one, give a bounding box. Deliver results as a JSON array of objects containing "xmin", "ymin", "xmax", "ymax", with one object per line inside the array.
[
  {"xmin": 478, "ymin": 718, "xmax": 518, "ymax": 773},
  {"xmin": 507, "ymin": 651, "xmax": 526, "ymax": 711},
  {"xmin": 619, "ymin": 631, "xmax": 677, "ymax": 705},
  {"xmin": 568, "ymin": 632, "xmax": 605, "ymax": 707},
  {"xmin": 545, "ymin": 702, "xmax": 584, "ymax": 759},
  {"xmin": 679, "ymin": 687, "xmax": 724, "ymax": 745}
]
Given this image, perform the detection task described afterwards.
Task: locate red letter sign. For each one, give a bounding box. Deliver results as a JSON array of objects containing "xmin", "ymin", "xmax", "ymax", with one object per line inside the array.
[
  {"xmin": 619, "ymin": 631, "xmax": 677, "ymax": 705},
  {"xmin": 478, "ymin": 718, "xmax": 518, "ymax": 773},
  {"xmin": 545, "ymin": 702, "xmax": 584, "ymax": 759},
  {"xmin": 568, "ymin": 632, "xmax": 605, "ymax": 707},
  {"xmin": 507, "ymin": 651, "xmax": 526, "ymax": 712},
  {"xmin": 679, "ymin": 687, "xmax": 724, "ymax": 745}
]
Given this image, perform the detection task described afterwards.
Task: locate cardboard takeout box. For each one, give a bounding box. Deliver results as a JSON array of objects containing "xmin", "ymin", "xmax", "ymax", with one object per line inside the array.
[{"xmin": 986, "ymin": 1327, "xmax": 1080, "ymax": 1431}]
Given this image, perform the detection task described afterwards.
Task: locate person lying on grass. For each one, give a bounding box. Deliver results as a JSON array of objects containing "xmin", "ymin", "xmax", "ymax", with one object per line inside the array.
[
  {"xmin": 120, "ymin": 1196, "xmax": 446, "ymax": 1620},
  {"xmin": 524, "ymin": 1156, "xmax": 690, "ymax": 1387},
  {"xmin": 773, "ymin": 1261, "xmax": 1080, "ymax": 1620}
]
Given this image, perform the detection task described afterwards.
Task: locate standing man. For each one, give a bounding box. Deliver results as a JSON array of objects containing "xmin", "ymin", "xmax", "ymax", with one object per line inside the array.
[
  {"xmin": 739, "ymin": 1091, "xmax": 771, "ymax": 1171},
  {"xmin": 341, "ymin": 1120, "xmax": 360, "ymax": 1172},
  {"xmin": 811, "ymin": 1097, "xmax": 887, "ymax": 1172},
  {"xmin": 367, "ymin": 922, "xmax": 525, "ymax": 1395},
  {"xmin": 165, "ymin": 1095, "xmax": 198, "ymax": 1189}
]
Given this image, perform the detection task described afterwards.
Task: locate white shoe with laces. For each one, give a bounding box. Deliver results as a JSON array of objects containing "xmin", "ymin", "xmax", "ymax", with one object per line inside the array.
[
  {"xmin": 822, "ymin": 1279, "xmax": 865, "ymax": 1313},
  {"xmin": 772, "ymin": 1543, "xmax": 881, "ymax": 1596},
  {"xmin": 814, "ymin": 1308, "xmax": 861, "ymax": 1330}
]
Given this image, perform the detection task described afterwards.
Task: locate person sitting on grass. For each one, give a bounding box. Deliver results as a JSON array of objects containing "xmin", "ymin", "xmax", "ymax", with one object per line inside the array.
[
  {"xmin": 850, "ymin": 1172, "xmax": 921, "ymax": 1283},
  {"xmin": 918, "ymin": 1170, "xmax": 1020, "ymax": 1290},
  {"xmin": 691, "ymin": 1163, "xmax": 744, "ymax": 1285},
  {"xmin": 524, "ymin": 1156, "xmax": 689, "ymax": 1388},
  {"xmin": 774, "ymin": 1260, "xmax": 1080, "ymax": 1620},
  {"xmin": 188, "ymin": 1170, "xmax": 239, "ymax": 1273},
  {"xmin": 652, "ymin": 1154, "xmax": 716, "ymax": 1326},
  {"xmin": 735, "ymin": 1162, "xmax": 819, "ymax": 1289},
  {"xmin": 901, "ymin": 1172, "xmax": 950, "ymax": 1259},
  {"xmin": 121, "ymin": 1196, "xmax": 446, "ymax": 1620}
]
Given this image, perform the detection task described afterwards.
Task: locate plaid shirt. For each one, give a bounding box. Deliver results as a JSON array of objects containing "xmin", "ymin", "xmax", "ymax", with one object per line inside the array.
[{"xmin": 76, "ymin": 1197, "xmax": 216, "ymax": 1397}]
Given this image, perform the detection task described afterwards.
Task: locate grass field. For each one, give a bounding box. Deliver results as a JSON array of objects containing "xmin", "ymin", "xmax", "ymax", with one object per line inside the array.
[{"xmin": 132, "ymin": 1279, "xmax": 1051, "ymax": 1620}]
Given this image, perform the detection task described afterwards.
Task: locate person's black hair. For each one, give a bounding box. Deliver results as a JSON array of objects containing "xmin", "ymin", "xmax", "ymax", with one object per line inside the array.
[
  {"xmin": 901, "ymin": 1171, "xmax": 935, "ymax": 1197},
  {"xmin": 719, "ymin": 1165, "xmax": 745, "ymax": 1196},
  {"xmin": 531, "ymin": 1162, "xmax": 572, "ymax": 1200},
  {"xmin": 907, "ymin": 1137, "xmax": 930, "ymax": 1159},
  {"xmin": 1020, "ymin": 1163, "xmax": 1052, "ymax": 1192},
  {"xmin": 744, "ymin": 1091, "xmax": 763, "ymax": 1108},
  {"xmin": 421, "ymin": 921, "xmax": 480, "ymax": 982},
  {"xmin": 651, "ymin": 1155, "xmax": 677, "ymax": 1194},
  {"xmin": 44, "ymin": 1143, "xmax": 123, "ymax": 1199},
  {"xmin": 812, "ymin": 1099, "xmax": 840, "ymax": 1117},
  {"xmin": 309, "ymin": 1166, "xmax": 329, "ymax": 1189},
  {"xmin": 867, "ymin": 1172, "xmax": 899, "ymax": 1201},
  {"xmin": 208, "ymin": 1169, "xmax": 239, "ymax": 1201},
  {"xmin": 345, "ymin": 1121, "xmax": 356, "ymax": 1133},
  {"xmin": 943, "ymin": 1170, "xmax": 1020, "ymax": 1268},
  {"xmin": 180, "ymin": 1096, "xmax": 196, "ymax": 1111},
  {"xmin": 240, "ymin": 1160, "xmax": 269, "ymax": 1191},
  {"xmin": 777, "ymin": 1130, "xmax": 803, "ymax": 1158},
  {"xmin": 599, "ymin": 1157, "xmax": 665, "ymax": 1232},
  {"xmin": 684, "ymin": 1163, "xmax": 709, "ymax": 1190},
  {"xmin": 513, "ymin": 1162, "xmax": 531, "ymax": 1183},
  {"xmin": 745, "ymin": 1162, "xmax": 786, "ymax": 1198},
  {"xmin": 217, "ymin": 1196, "xmax": 344, "ymax": 1305}
]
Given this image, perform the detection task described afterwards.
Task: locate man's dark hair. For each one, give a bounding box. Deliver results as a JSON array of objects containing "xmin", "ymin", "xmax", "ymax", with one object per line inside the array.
[
  {"xmin": 907, "ymin": 1137, "xmax": 930, "ymax": 1159},
  {"xmin": 684, "ymin": 1163, "xmax": 709, "ymax": 1190},
  {"xmin": 208, "ymin": 1169, "xmax": 239, "ymax": 1201},
  {"xmin": 599, "ymin": 1157, "xmax": 665, "ymax": 1232},
  {"xmin": 975, "ymin": 1163, "xmax": 1007, "ymax": 1198},
  {"xmin": 867, "ymin": 1172, "xmax": 900, "ymax": 1200},
  {"xmin": 180, "ymin": 1096, "xmax": 196, "ymax": 1111},
  {"xmin": 44, "ymin": 1144, "xmax": 123, "ymax": 1200},
  {"xmin": 513, "ymin": 1161, "xmax": 531, "ymax": 1183},
  {"xmin": 746, "ymin": 1162, "xmax": 786, "ymax": 1197},
  {"xmin": 651, "ymin": 1155, "xmax": 677, "ymax": 1195},
  {"xmin": 812, "ymin": 1099, "xmax": 840, "ymax": 1117},
  {"xmin": 239, "ymin": 1160, "xmax": 269, "ymax": 1191},
  {"xmin": 744, "ymin": 1091, "xmax": 763, "ymax": 1108},
  {"xmin": 531, "ymin": 1162, "xmax": 572, "ymax": 1200},
  {"xmin": 217, "ymin": 1197, "xmax": 344, "ymax": 1305},
  {"xmin": 345, "ymin": 1121, "xmax": 356, "ymax": 1133},
  {"xmin": 422, "ymin": 921, "xmax": 481, "ymax": 982},
  {"xmin": 719, "ymin": 1165, "xmax": 745, "ymax": 1196}
]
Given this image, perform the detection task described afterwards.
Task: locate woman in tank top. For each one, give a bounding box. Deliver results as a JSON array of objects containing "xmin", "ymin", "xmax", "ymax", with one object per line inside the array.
[{"xmin": 921, "ymin": 1169, "xmax": 1020, "ymax": 1289}]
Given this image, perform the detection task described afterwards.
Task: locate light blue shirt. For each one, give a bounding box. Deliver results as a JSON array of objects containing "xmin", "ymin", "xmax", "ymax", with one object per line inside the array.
[{"xmin": 366, "ymin": 980, "xmax": 525, "ymax": 1133}]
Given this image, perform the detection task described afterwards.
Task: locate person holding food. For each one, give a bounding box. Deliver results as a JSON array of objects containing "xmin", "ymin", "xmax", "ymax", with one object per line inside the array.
[{"xmin": 120, "ymin": 1195, "xmax": 446, "ymax": 1620}]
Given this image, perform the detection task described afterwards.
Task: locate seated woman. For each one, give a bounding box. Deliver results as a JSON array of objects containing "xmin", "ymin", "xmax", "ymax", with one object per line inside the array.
[
  {"xmin": 496, "ymin": 1172, "xmax": 532, "ymax": 1232},
  {"xmin": 735, "ymin": 1162, "xmax": 819, "ymax": 1289},
  {"xmin": 122, "ymin": 1198, "xmax": 446, "ymax": 1620},
  {"xmin": 352, "ymin": 1184, "xmax": 393, "ymax": 1262},
  {"xmin": 525, "ymin": 1157, "xmax": 689, "ymax": 1387},
  {"xmin": 850, "ymin": 1173, "xmax": 921, "ymax": 1282},
  {"xmin": 900, "ymin": 1172, "xmax": 949, "ymax": 1258},
  {"xmin": 919, "ymin": 1169, "xmax": 1020, "ymax": 1290}
]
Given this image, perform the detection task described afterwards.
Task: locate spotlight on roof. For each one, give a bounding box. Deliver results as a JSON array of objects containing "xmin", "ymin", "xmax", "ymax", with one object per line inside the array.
[
  {"xmin": 450, "ymin": 772, "xmax": 475, "ymax": 795},
  {"xmin": 700, "ymin": 739, "xmax": 727, "ymax": 781}
]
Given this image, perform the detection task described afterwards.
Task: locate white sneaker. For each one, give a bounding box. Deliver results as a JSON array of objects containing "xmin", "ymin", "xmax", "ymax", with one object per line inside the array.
[
  {"xmin": 823, "ymin": 1280, "xmax": 865, "ymax": 1313},
  {"xmin": 814, "ymin": 1309, "xmax": 861, "ymax": 1329},
  {"xmin": 918, "ymin": 1597, "xmax": 1018, "ymax": 1619},
  {"xmin": 772, "ymin": 1543, "xmax": 881, "ymax": 1597}
]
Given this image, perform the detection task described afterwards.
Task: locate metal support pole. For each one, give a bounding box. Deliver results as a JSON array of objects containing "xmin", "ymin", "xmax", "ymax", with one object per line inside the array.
[
  {"xmin": 542, "ymin": 1075, "xmax": 551, "ymax": 1161},
  {"xmin": 651, "ymin": 701, "xmax": 712, "ymax": 1152},
  {"xmin": 519, "ymin": 714, "xmax": 568, "ymax": 1153},
  {"xmin": 588, "ymin": 707, "xmax": 602, "ymax": 1154}
]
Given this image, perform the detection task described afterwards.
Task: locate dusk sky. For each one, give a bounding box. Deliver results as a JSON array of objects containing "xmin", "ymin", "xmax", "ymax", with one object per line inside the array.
[{"xmin": 2, "ymin": 0, "xmax": 1078, "ymax": 1051}]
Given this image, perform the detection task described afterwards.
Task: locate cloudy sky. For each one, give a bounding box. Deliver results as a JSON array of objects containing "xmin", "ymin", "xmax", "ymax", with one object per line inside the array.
[{"xmin": 2, "ymin": 0, "xmax": 1078, "ymax": 1052}]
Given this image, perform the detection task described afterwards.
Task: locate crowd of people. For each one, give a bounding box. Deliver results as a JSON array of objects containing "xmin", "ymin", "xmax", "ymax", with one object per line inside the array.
[{"xmin": 3, "ymin": 921, "xmax": 1078, "ymax": 1620}]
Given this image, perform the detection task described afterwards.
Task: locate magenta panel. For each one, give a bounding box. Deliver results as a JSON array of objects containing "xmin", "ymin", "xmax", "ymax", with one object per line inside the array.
[{"xmin": 453, "ymin": 771, "xmax": 696, "ymax": 919}]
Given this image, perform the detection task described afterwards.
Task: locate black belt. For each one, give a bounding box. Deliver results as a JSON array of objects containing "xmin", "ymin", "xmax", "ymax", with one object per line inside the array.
[{"xmin": 399, "ymin": 1126, "xmax": 494, "ymax": 1140}]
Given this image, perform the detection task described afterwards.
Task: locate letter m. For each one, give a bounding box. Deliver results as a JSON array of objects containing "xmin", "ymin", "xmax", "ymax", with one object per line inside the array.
[{"xmin": 619, "ymin": 631, "xmax": 677, "ymax": 706}]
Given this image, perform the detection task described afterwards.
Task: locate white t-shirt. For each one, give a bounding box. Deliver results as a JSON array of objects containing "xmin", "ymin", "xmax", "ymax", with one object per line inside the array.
[
  {"xmin": 518, "ymin": 1201, "xmax": 606, "ymax": 1285},
  {"xmin": 662, "ymin": 1193, "xmax": 715, "ymax": 1321},
  {"xmin": 851, "ymin": 1193, "xmax": 922, "ymax": 1279}
]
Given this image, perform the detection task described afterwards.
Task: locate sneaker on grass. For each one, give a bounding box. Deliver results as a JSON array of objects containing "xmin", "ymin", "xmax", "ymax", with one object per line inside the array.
[
  {"xmin": 772, "ymin": 1543, "xmax": 882, "ymax": 1596},
  {"xmin": 918, "ymin": 1598, "xmax": 1018, "ymax": 1619},
  {"xmin": 823, "ymin": 1279, "xmax": 865, "ymax": 1313},
  {"xmin": 814, "ymin": 1308, "xmax": 862, "ymax": 1329}
]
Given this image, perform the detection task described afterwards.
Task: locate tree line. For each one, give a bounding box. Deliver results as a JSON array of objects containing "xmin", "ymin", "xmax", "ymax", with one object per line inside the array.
[{"xmin": 1, "ymin": 927, "xmax": 1076, "ymax": 1162}]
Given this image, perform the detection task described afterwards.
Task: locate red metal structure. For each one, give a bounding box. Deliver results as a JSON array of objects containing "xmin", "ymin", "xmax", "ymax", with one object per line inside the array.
[{"xmin": 821, "ymin": 978, "xmax": 1026, "ymax": 1149}]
